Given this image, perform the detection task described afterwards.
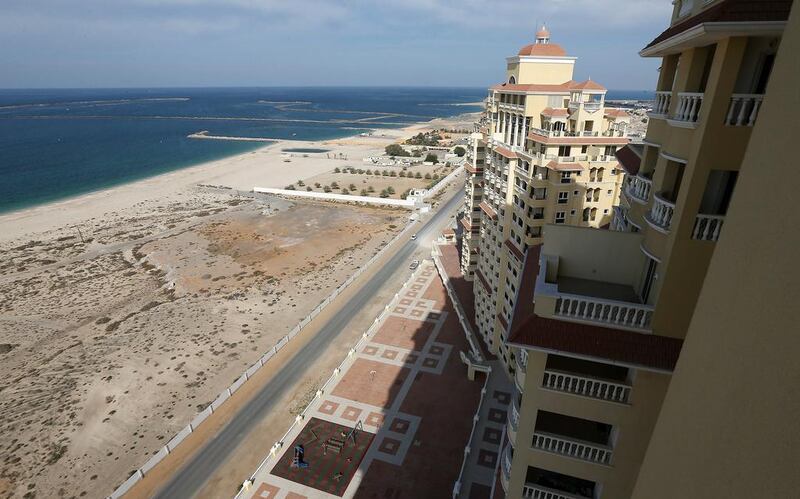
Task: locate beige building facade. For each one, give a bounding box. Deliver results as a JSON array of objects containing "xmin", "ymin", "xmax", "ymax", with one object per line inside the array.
[
  {"xmin": 460, "ymin": 27, "xmax": 630, "ymax": 374},
  {"xmin": 468, "ymin": 1, "xmax": 797, "ymax": 498}
]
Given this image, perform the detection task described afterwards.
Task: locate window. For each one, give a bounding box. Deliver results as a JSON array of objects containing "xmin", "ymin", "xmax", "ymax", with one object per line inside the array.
[
  {"xmin": 581, "ymin": 145, "xmax": 588, "ymax": 154},
  {"xmin": 604, "ymin": 209, "xmax": 609, "ymax": 214},
  {"xmin": 555, "ymin": 211, "xmax": 566, "ymax": 224},
  {"xmin": 570, "ymin": 210, "xmax": 576, "ymax": 215},
  {"xmin": 558, "ymin": 192, "xmax": 569, "ymax": 204},
  {"xmin": 573, "ymin": 190, "xmax": 579, "ymax": 195},
  {"xmin": 560, "ymin": 172, "xmax": 572, "ymax": 184},
  {"xmin": 558, "ymin": 145, "xmax": 571, "ymax": 157}
]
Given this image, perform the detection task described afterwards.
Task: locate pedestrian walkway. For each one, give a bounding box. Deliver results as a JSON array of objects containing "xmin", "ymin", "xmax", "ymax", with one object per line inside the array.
[{"xmin": 238, "ymin": 261, "xmax": 482, "ymax": 499}]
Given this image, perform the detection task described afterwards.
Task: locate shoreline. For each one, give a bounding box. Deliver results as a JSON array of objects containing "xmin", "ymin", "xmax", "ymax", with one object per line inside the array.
[{"xmin": 0, "ymin": 109, "xmax": 480, "ymax": 243}]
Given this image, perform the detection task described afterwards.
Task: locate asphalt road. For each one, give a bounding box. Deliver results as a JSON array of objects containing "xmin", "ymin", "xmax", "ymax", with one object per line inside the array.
[{"xmin": 153, "ymin": 188, "xmax": 464, "ymax": 499}]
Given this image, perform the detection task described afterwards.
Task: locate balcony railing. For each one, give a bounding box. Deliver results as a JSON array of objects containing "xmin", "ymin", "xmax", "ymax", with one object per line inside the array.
[
  {"xmin": 523, "ymin": 484, "xmax": 584, "ymax": 499},
  {"xmin": 671, "ymin": 92, "xmax": 703, "ymax": 125},
  {"xmin": 508, "ymin": 396, "xmax": 520, "ymax": 432},
  {"xmin": 533, "ymin": 431, "xmax": 613, "ymax": 465},
  {"xmin": 653, "ymin": 90, "xmax": 672, "ymax": 115},
  {"xmin": 625, "ymin": 174, "xmax": 652, "ymax": 203},
  {"xmin": 647, "ymin": 192, "xmax": 676, "ymax": 232},
  {"xmin": 691, "ymin": 213, "xmax": 724, "ymax": 241},
  {"xmin": 725, "ymin": 94, "xmax": 764, "ymax": 126},
  {"xmin": 554, "ymin": 294, "xmax": 653, "ymax": 330},
  {"xmin": 542, "ymin": 369, "xmax": 631, "ymax": 404}
]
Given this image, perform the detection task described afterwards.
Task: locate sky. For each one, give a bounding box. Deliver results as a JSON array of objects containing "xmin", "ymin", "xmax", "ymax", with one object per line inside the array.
[{"xmin": 0, "ymin": 0, "xmax": 673, "ymax": 90}]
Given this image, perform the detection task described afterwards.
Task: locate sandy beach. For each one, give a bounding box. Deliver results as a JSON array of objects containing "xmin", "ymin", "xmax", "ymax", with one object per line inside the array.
[{"xmin": 0, "ymin": 111, "xmax": 478, "ymax": 499}]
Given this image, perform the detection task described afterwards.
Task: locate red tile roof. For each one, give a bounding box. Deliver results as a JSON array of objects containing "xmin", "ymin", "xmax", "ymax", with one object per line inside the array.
[
  {"xmin": 518, "ymin": 43, "xmax": 568, "ymax": 57},
  {"xmin": 464, "ymin": 162, "xmax": 483, "ymax": 174},
  {"xmin": 571, "ymin": 79, "xmax": 605, "ymax": 91},
  {"xmin": 479, "ymin": 201, "xmax": 498, "ymax": 219},
  {"xmin": 460, "ymin": 216, "xmax": 479, "ymax": 233},
  {"xmin": 643, "ymin": 0, "xmax": 792, "ymax": 51},
  {"xmin": 615, "ymin": 145, "xmax": 641, "ymax": 175},
  {"xmin": 542, "ymin": 107, "xmax": 570, "ymax": 117},
  {"xmin": 494, "ymin": 146, "xmax": 518, "ymax": 159},
  {"xmin": 504, "ymin": 239, "xmax": 524, "ymax": 262},
  {"xmin": 491, "ymin": 81, "xmax": 575, "ymax": 93},
  {"xmin": 442, "ymin": 228, "xmax": 455, "ymax": 236},
  {"xmin": 475, "ymin": 269, "xmax": 491, "ymax": 293},
  {"xmin": 508, "ymin": 312, "xmax": 684, "ymax": 372},
  {"xmin": 546, "ymin": 160, "xmax": 584, "ymax": 172},
  {"xmin": 604, "ymin": 108, "xmax": 630, "ymax": 118},
  {"xmin": 509, "ymin": 245, "xmax": 541, "ymax": 333}
]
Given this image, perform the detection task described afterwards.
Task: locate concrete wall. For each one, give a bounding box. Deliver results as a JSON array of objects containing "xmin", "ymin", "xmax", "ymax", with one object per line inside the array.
[
  {"xmin": 252, "ymin": 187, "xmax": 415, "ymax": 208},
  {"xmin": 541, "ymin": 224, "xmax": 646, "ymax": 288},
  {"xmin": 632, "ymin": 6, "xmax": 800, "ymax": 497}
]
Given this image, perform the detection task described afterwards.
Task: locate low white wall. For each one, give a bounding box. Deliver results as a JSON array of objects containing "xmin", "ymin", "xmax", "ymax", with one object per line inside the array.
[{"xmin": 253, "ymin": 187, "xmax": 415, "ymax": 208}]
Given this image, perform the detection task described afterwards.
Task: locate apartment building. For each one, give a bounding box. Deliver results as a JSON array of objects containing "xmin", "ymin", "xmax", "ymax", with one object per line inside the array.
[
  {"xmin": 493, "ymin": 1, "xmax": 794, "ymax": 498},
  {"xmin": 460, "ymin": 27, "xmax": 630, "ymax": 371}
]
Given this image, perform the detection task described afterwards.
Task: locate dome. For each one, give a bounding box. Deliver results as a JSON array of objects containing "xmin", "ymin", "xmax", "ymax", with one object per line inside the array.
[{"xmin": 517, "ymin": 43, "xmax": 567, "ymax": 57}]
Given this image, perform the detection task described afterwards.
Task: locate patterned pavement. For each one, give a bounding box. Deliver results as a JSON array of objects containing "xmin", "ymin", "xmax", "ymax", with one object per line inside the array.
[{"xmin": 242, "ymin": 262, "xmax": 481, "ymax": 499}]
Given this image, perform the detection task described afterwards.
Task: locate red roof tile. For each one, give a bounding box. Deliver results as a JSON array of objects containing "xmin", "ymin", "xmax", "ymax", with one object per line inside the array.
[
  {"xmin": 542, "ymin": 107, "xmax": 570, "ymax": 117},
  {"xmin": 464, "ymin": 162, "xmax": 483, "ymax": 174},
  {"xmin": 491, "ymin": 81, "xmax": 575, "ymax": 93},
  {"xmin": 571, "ymin": 79, "xmax": 606, "ymax": 91},
  {"xmin": 604, "ymin": 108, "xmax": 630, "ymax": 118},
  {"xmin": 504, "ymin": 239, "xmax": 524, "ymax": 262},
  {"xmin": 479, "ymin": 201, "xmax": 498, "ymax": 219},
  {"xmin": 494, "ymin": 146, "xmax": 518, "ymax": 159},
  {"xmin": 508, "ymin": 312, "xmax": 683, "ymax": 371},
  {"xmin": 460, "ymin": 216, "xmax": 479, "ymax": 233},
  {"xmin": 643, "ymin": 0, "xmax": 792, "ymax": 51},
  {"xmin": 518, "ymin": 43, "xmax": 568, "ymax": 57},
  {"xmin": 615, "ymin": 145, "xmax": 641, "ymax": 175},
  {"xmin": 475, "ymin": 269, "xmax": 491, "ymax": 293},
  {"xmin": 546, "ymin": 160, "xmax": 584, "ymax": 172},
  {"xmin": 509, "ymin": 245, "xmax": 541, "ymax": 333}
]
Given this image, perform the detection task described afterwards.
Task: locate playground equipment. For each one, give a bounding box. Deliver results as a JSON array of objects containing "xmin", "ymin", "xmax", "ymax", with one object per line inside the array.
[
  {"xmin": 322, "ymin": 420, "xmax": 362, "ymax": 455},
  {"xmin": 290, "ymin": 444, "xmax": 309, "ymax": 469}
]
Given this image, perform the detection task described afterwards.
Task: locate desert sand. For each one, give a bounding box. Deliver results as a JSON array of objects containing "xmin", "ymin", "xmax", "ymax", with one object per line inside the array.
[{"xmin": 0, "ymin": 112, "xmax": 478, "ymax": 499}]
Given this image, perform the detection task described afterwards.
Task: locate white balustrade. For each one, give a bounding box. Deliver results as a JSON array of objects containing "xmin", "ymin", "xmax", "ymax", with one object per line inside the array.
[
  {"xmin": 523, "ymin": 484, "xmax": 583, "ymax": 499},
  {"xmin": 648, "ymin": 192, "xmax": 676, "ymax": 231},
  {"xmin": 672, "ymin": 92, "xmax": 704, "ymax": 124},
  {"xmin": 542, "ymin": 369, "xmax": 631, "ymax": 403},
  {"xmin": 653, "ymin": 90, "xmax": 672, "ymax": 115},
  {"xmin": 725, "ymin": 94, "xmax": 764, "ymax": 126},
  {"xmin": 533, "ymin": 431, "xmax": 613, "ymax": 465},
  {"xmin": 625, "ymin": 174, "xmax": 652, "ymax": 203},
  {"xmin": 555, "ymin": 294, "xmax": 653, "ymax": 330},
  {"xmin": 508, "ymin": 397, "xmax": 520, "ymax": 432},
  {"xmin": 691, "ymin": 213, "xmax": 724, "ymax": 241}
]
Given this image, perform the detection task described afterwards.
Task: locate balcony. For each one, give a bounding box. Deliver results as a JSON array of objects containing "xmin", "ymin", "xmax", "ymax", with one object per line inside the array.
[
  {"xmin": 624, "ymin": 174, "xmax": 652, "ymax": 204},
  {"xmin": 501, "ymin": 444, "xmax": 512, "ymax": 492},
  {"xmin": 646, "ymin": 192, "xmax": 676, "ymax": 233},
  {"xmin": 523, "ymin": 467, "xmax": 596, "ymax": 499},
  {"xmin": 669, "ymin": 92, "xmax": 703, "ymax": 127},
  {"xmin": 532, "ymin": 411, "xmax": 613, "ymax": 465},
  {"xmin": 725, "ymin": 94, "xmax": 764, "ymax": 126},
  {"xmin": 651, "ymin": 90, "xmax": 672, "ymax": 117},
  {"xmin": 535, "ymin": 226, "xmax": 654, "ymax": 332},
  {"xmin": 507, "ymin": 395, "xmax": 520, "ymax": 444},
  {"xmin": 691, "ymin": 213, "xmax": 724, "ymax": 241},
  {"xmin": 542, "ymin": 351, "xmax": 633, "ymax": 404}
]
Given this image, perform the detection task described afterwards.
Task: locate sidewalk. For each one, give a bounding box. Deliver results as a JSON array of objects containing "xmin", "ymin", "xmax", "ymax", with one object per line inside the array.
[{"xmin": 239, "ymin": 261, "xmax": 483, "ymax": 498}]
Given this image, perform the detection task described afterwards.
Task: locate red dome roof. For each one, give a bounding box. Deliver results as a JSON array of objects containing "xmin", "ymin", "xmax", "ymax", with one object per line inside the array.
[{"xmin": 517, "ymin": 43, "xmax": 567, "ymax": 57}]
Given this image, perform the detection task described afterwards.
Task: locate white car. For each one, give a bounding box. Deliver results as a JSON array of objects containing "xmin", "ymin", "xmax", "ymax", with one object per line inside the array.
[
  {"xmin": 411, "ymin": 234, "xmax": 417, "ymax": 240},
  {"xmin": 409, "ymin": 260, "xmax": 420, "ymax": 270}
]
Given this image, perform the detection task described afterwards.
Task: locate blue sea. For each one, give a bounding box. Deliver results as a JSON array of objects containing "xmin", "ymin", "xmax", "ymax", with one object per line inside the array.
[{"xmin": 0, "ymin": 87, "xmax": 652, "ymax": 214}]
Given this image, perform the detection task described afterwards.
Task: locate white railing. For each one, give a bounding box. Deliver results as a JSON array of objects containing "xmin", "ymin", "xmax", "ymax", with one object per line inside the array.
[
  {"xmin": 554, "ymin": 294, "xmax": 653, "ymax": 331},
  {"xmin": 672, "ymin": 92, "xmax": 704, "ymax": 124},
  {"xmin": 625, "ymin": 174, "xmax": 652, "ymax": 203},
  {"xmin": 533, "ymin": 431, "xmax": 613, "ymax": 465},
  {"xmin": 542, "ymin": 369, "xmax": 631, "ymax": 403},
  {"xmin": 653, "ymin": 91, "xmax": 672, "ymax": 115},
  {"xmin": 523, "ymin": 484, "xmax": 583, "ymax": 499},
  {"xmin": 508, "ymin": 396, "xmax": 520, "ymax": 431},
  {"xmin": 691, "ymin": 213, "xmax": 724, "ymax": 241},
  {"xmin": 725, "ymin": 94, "xmax": 764, "ymax": 126},
  {"xmin": 648, "ymin": 192, "xmax": 676, "ymax": 231},
  {"xmin": 584, "ymin": 102, "xmax": 601, "ymax": 112}
]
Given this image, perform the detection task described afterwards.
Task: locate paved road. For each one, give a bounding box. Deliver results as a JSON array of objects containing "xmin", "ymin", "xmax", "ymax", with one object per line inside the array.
[{"xmin": 154, "ymin": 189, "xmax": 464, "ymax": 499}]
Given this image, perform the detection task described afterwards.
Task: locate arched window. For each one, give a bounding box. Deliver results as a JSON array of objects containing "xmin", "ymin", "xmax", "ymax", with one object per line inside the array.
[
  {"xmin": 509, "ymin": 75, "xmax": 516, "ymax": 84},
  {"xmin": 582, "ymin": 208, "xmax": 590, "ymax": 222},
  {"xmin": 593, "ymin": 188, "xmax": 600, "ymax": 202},
  {"xmin": 589, "ymin": 167, "xmax": 597, "ymax": 182},
  {"xmin": 597, "ymin": 167, "xmax": 605, "ymax": 182},
  {"xmin": 590, "ymin": 207, "xmax": 598, "ymax": 221}
]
